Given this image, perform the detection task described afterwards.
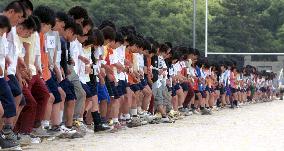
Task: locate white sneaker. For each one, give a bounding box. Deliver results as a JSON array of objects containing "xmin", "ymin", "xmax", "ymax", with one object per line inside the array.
[{"xmin": 60, "ymin": 125, "xmax": 77, "ymax": 134}]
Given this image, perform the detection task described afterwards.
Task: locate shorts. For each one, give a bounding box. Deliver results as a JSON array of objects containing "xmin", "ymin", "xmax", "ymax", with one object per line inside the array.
[
  {"xmin": 7, "ymin": 75, "xmax": 22, "ymax": 97},
  {"xmin": 153, "ymin": 84, "xmax": 165, "ymax": 108},
  {"xmin": 105, "ymin": 77, "xmax": 120, "ymax": 99},
  {"xmin": 171, "ymin": 84, "xmax": 180, "ymax": 96},
  {"xmin": 180, "ymin": 82, "xmax": 189, "ymax": 91},
  {"xmin": 81, "ymin": 82, "xmax": 95, "ymax": 98},
  {"xmin": 59, "ymin": 78, "xmax": 77, "ymax": 101},
  {"xmin": 200, "ymin": 90, "xmax": 207, "ymax": 98},
  {"xmin": 117, "ymin": 80, "xmax": 127, "ymax": 96},
  {"xmin": 226, "ymin": 86, "xmax": 231, "ymax": 96},
  {"xmin": 46, "ymin": 77, "xmax": 61, "ymax": 104},
  {"xmin": 0, "ymin": 78, "xmax": 16, "ymax": 118},
  {"xmin": 138, "ymin": 82, "xmax": 145, "ymax": 91},
  {"xmin": 130, "ymin": 84, "xmax": 140, "ymax": 92},
  {"xmin": 86, "ymin": 81, "xmax": 98, "ymax": 96},
  {"xmin": 141, "ymin": 78, "xmax": 148, "ymax": 87},
  {"xmin": 260, "ymin": 87, "xmax": 266, "ymax": 93},
  {"xmin": 231, "ymin": 87, "xmax": 237, "ymax": 94},
  {"xmin": 97, "ymin": 83, "xmax": 110, "ymax": 103}
]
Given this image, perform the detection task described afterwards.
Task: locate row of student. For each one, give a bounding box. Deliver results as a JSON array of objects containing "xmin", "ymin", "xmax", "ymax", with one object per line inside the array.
[{"xmin": 0, "ymin": 0, "xmax": 277, "ymax": 150}]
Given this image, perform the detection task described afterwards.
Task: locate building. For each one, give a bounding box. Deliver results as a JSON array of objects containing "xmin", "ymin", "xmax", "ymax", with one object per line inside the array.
[{"xmin": 244, "ymin": 56, "xmax": 284, "ymax": 74}]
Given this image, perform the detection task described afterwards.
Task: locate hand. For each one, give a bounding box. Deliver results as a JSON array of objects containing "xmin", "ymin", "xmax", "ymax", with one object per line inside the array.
[{"xmin": 0, "ymin": 66, "xmax": 3, "ymax": 77}]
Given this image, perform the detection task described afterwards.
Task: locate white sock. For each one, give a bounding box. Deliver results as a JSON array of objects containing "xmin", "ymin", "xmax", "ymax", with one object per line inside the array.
[
  {"xmin": 130, "ymin": 109, "xmax": 137, "ymax": 116},
  {"xmin": 124, "ymin": 114, "xmax": 131, "ymax": 120},
  {"xmin": 112, "ymin": 118, "xmax": 119, "ymax": 123},
  {"xmin": 78, "ymin": 118, "xmax": 84, "ymax": 122},
  {"xmin": 41, "ymin": 120, "xmax": 50, "ymax": 128},
  {"xmin": 59, "ymin": 111, "xmax": 63, "ymax": 123}
]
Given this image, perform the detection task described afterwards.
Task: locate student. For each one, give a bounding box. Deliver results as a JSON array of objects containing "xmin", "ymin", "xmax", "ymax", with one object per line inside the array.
[
  {"xmin": 31, "ymin": 5, "xmax": 57, "ymax": 135},
  {"xmin": 68, "ymin": 6, "xmax": 88, "ymax": 25},
  {"xmin": 0, "ymin": 14, "xmax": 21, "ymax": 150},
  {"xmin": 152, "ymin": 43, "xmax": 174, "ymax": 123}
]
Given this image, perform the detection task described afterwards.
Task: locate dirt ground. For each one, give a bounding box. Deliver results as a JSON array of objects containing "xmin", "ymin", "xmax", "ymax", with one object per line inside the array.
[{"xmin": 24, "ymin": 100, "xmax": 284, "ymax": 151}]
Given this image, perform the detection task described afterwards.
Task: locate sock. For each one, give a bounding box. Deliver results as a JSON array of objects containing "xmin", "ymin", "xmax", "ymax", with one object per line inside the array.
[
  {"xmin": 230, "ymin": 100, "xmax": 234, "ymax": 107},
  {"xmin": 91, "ymin": 111, "xmax": 102, "ymax": 126},
  {"xmin": 124, "ymin": 114, "xmax": 131, "ymax": 120},
  {"xmin": 130, "ymin": 108, "xmax": 137, "ymax": 116},
  {"xmin": 112, "ymin": 118, "xmax": 119, "ymax": 123},
  {"xmin": 234, "ymin": 100, "xmax": 238, "ymax": 106},
  {"xmin": 77, "ymin": 118, "xmax": 84, "ymax": 122},
  {"xmin": 41, "ymin": 120, "xmax": 50, "ymax": 128},
  {"xmin": 191, "ymin": 104, "xmax": 195, "ymax": 110},
  {"xmin": 59, "ymin": 111, "xmax": 63, "ymax": 123}
]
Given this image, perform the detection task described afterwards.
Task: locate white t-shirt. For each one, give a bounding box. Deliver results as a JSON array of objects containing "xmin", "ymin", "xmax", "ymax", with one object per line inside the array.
[
  {"xmin": 79, "ymin": 47, "xmax": 92, "ymax": 84},
  {"xmin": 114, "ymin": 45, "xmax": 126, "ymax": 81},
  {"xmin": 70, "ymin": 39, "xmax": 81, "ymax": 74},
  {"xmin": 6, "ymin": 27, "xmax": 24, "ymax": 75},
  {"xmin": 0, "ymin": 35, "xmax": 8, "ymax": 78}
]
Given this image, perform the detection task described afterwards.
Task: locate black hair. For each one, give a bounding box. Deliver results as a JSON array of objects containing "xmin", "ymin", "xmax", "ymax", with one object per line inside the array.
[
  {"xmin": 75, "ymin": 23, "xmax": 83, "ymax": 36},
  {"xmin": 143, "ymin": 39, "xmax": 151, "ymax": 51},
  {"xmin": 56, "ymin": 11, "xmax": 69, "ymax": 23},
  {"xmin": 64, "ymin": 17, "xmax": 77, "ymax": 33},
  {"xmin": 82, "ymin": 17, "xmax": 94, "ymax": 28},
  {"xmin": 19, "ymin": 15, "xmax": 36, "ymax": 31},
  {"xmin": 98, "ymin": 20, "xmax": 116, "ymax": 31},
  {"xmin": 83, "ymin": 33, "xmax": 95, "ymax": 47},
  {"xmin": 159, "ymin": 44, "xmax": 169, "ymax": 54},
  {"xmin": 165, "ymin": 42, "xmax": 172, "ymax": 49},
  {"xmin": 33, "ymin": 5, "xmax": 56, "ymax": 27},
  {"xmin": 187, "ymin": 47, "xmax": 195, "ymax": 55},
  {"xmin": 193, "ymin": 48, "xmax": 200, "ymax": 56},
  {"xmin": 119, "ymin": 26, "xmax": 129, "ymax": 37},
  {"xmin": 4, "ymin": 1, "xmax": 25, "ymax": 13},
  {"xmin": 0, "ymin": 15, "xmax": 11, "ymax": 33},
  {"xmin": 101, "ymin": 26, "xmax": 116, "ymax": 41},
  {"xmin": 20, "ymin": 0, "xmax": 33, "ymax": 11},
  {"xmin": 93, "ymin": 29, "xmax": 104, "ymax": 46},
  {"xmin": 30, "ymin": 15, "xmax": 41, "ymax": 32},
  {"xmin": 125, "ymin": 33, "xmax": 136, "ymax": 46},
  {"xmin": 115, "ymin": 32, "xmax": 124, "ymax": 44},
  {"xmin": 68, "ymin": 6, "xmax": 88, "ymax": 20}
]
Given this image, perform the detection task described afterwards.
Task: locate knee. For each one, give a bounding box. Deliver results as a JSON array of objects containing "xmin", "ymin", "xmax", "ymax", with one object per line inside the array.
[{"xmin": 49, "ymin": 93, "xmax": 55, "ymax": 103}]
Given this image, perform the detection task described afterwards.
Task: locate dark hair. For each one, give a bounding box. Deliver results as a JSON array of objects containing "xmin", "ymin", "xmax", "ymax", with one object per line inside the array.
[
  {"xmin": 4, "ymin": 1, "xmax": 25, "ymax": 13},
  {"xmin": 125, "ymin": 33, "xmax": 136, "ymax": 46},
  {"xmin": 30, "ymin": 15, "xmax": 41, "ymax": 32},
  {"xmin": 33, "ymin": 5, "xmax": 56, "ymax": 27},
  {"xmin": 93, "ymin": 29, "xmax": 104, "ymax": 46},
  {"xmin": 20, "ymin": 15, "xmax": 36, "ymax": 31},
  {"xmin": 68, "ymin": 6, "xmax": 88, "ymax": 20},
  {"xmin": 56, "ymin": 11, "xmax": 69, "ymax": 23},
  {"xmin": 115, "ymin": 32, "xmax": 124, "ymax": 44},
  {"xmin": 0, "ymin": 15, "xmax": 11, "ymax": 33},
  {"xmin": 101, "ymin": 26, "xmax": 116, "ymax": 41},
  {"xmin": 193, "ymin": 48, "xmax": 200, "ymax": 56},
  {"xmin": 20, "ymin": 0, "xmax": 33, "ymax": 11},
  {"xmin": 143, "ymin": 39, "xmax": 151, "ymax": 51},
  {"xmin": 159, "ymin": 44, "xmax": 169, "ymax": 53},
  {"xmin": 75, "ymin": 23, "xmax": 83, "ymax": 36},
  {"xmin": 64, "ymin": 17, "xmax": 77, "ymax": 33},
  {"xmin": 98, "ymin": 20, "xmax": 116, "ymax": 31},
  {"xmin": 82, "ymin": 17, "xmax": 94, "ymax": 28},
  {"xmin": 83, "ymin": 33, "xmax": 95, "ymax": 47},
  {"xmin": 165, "ymin": 42, "xmax": 172, "ymax": 49}
]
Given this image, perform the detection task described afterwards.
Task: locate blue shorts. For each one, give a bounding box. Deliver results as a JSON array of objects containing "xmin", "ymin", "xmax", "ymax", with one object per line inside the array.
[
  {"xmin": 138, "ymin": 82, "xmax": 145, "ymax": 91},
  {"xmin": 97, "ymin": 83, "xmax": 110, "ymax": 103},
  {"xmin": 81, "ymin": 82, "xmax": 95, "ymax": 98},
  {"xmin": 226, "ymin": 86, "xmax": 232, "ymax": 96},
  {"xmin": 117, "ymin": 80, "xmax": 127, "ymax": 96},
  {"xmin": 46, "ymin": 77, "xmax": 61, "ymax": 104},
  {"xmin": 105, "ymin": 77, "xmax": 120, "ymax": 99},
  {"xmin": 180, "ymin": 82, "xmax": 189, "ymax": 91},
  {"xmin": 86, "ymin": 81, "xmax": 97, "ymax": 96},
  {"xmin": 172, "ymin": 84, "xmax": 180, "ymax": 96},
  {"xmin": 7, "ymin": 75, "xmax": 22, "ymax": 97},
  {"xmin": 60, "ymin": 79, "xmax": 76, "ymax": 101},
  {"xmin": 130, "ymin": 84, "xmax": 140, "ymax": 92},
  {"xmin": 0, "ymin": 78, "xmax": 16, "ymax": 118},
  {"xmin": 141, "ymin": 78, "xmax": 148, "ymax": 87}
]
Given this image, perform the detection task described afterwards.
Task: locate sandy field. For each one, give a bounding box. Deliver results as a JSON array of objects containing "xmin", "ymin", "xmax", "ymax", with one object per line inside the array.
[{"xmin": 24, "ymin": 100, "xmax": 284, "ymax": 151}]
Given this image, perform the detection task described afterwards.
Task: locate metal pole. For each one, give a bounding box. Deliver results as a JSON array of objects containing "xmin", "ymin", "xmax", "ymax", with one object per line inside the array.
[
  {"xmin": 193, "ymin": 0, "xmax": 196, "ymax": 49},
  {"xmin": 205, "ymin": 0, "xmax": 208, "ymax": 58}
]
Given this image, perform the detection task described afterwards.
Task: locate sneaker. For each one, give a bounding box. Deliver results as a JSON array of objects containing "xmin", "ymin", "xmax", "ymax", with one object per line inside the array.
[
  {"xmin": 18, "ymin": 134, "xmax": 41, "ymax": 145},
  {"xmin": 201, "ymin": 108, "xmax": 212, "ymax": 115},
  {"xmin": 0, "ymin": 134, "xmax": 21, "ymax": 150},
  {"xmin": 73, "ymin": 120, "xmax": 87, "ymax": 135},
  {"xmin": 161, "ymin": 116, "xmax": 175, "ymax": 123},
  {"xmin": 1, "ymin": 125, "xmax": 18, "ymax": 143},
  {"xmin": 59, "ymin": 125, "xmax": 77, "ymax": 134},
  {"xmin": 94, "ymin": 124, "xmax": 111, "ymax": 133},
  {"xmin": 110, "ymin": 122, "xmax": 122, "ymax": 133},
  {"xmin": 127, "ymin": 116, "xmax": 142, "ymax": 128},
  {"xmin": 192, "ymin": 109, "xmax": 200, "ymax": 115},
  {"xmin": 31, "ymin": 127, "xmax": 52, "ymax": 138}
]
